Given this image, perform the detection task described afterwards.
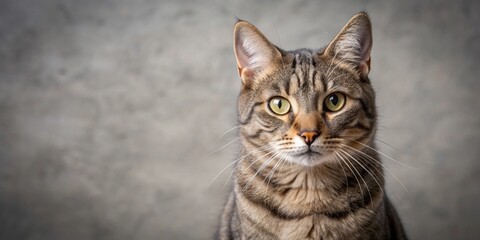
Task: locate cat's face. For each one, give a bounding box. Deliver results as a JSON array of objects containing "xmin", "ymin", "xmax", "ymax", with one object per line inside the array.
[{"xmin": 234, "ymin": 13, "xmax": 376, "ymax": 166}]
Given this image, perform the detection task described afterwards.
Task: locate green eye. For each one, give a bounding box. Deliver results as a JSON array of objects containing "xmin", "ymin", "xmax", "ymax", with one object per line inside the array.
[
  {"xmin": 268, "ymin": 97, "xmax": 291, "ymax": 115},
  {"xmin": 324, "ymin": 92, "xmax": 346, "ymax": 112}
]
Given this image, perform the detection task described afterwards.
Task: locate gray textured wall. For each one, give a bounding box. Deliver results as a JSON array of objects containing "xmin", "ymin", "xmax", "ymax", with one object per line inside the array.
[{"xmin": 1, "ymin": 0, "xmax": 479, "ymax": 239}]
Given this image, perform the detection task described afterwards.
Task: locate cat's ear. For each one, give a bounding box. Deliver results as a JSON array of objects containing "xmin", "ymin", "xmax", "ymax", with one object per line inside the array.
[
  {"xmin": 324, "ymin": 12, "xmax": 372, "ymax": 76},
  {"xmin": 233, "ymin": 20, "xmax": 282, "ymax": 85}
]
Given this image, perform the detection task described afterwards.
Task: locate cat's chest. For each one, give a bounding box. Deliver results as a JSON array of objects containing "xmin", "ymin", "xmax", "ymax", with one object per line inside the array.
[
  {"xmin": 238, "ymin": 194, "xmax": 363, "ymax": 240},
  {"xmin": 276, "ymin": 215, "xmax": 323, "ymax": 240},
  {"xmin": 244, "ymin": 213, "xmax": 358, "ymax": 240}
]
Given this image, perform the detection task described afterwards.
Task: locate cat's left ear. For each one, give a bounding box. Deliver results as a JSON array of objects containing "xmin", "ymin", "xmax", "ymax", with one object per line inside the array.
[
  {"xmin": 324, "ymin": 12, "xmax": 372, "ymax": 76},
  {"xmin": 233, "ymin": 20, "xmax": 282, "ymax": 85}
]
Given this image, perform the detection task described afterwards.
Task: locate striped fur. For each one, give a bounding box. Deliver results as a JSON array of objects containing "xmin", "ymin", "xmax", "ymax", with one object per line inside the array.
[{"xmin": 217, "ymin": 13, "xmax": 407, "ymax": 240}]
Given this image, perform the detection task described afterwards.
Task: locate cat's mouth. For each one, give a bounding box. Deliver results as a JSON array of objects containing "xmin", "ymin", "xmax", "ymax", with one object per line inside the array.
[
  {"xmin": 304, "ymin": 148, "xmax": 322, "ymax": 156},
  {"xmin": 296, "ymin": 146, "xmax": 323, "ymax": 156},
  {"xmin": 290, "ymin": 147, "xmax": 328, "ymax": 166}
]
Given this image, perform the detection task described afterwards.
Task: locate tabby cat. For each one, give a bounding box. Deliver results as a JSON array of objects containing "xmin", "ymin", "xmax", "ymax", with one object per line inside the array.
[{"xmin": 216, "ymin": 12, "xmax": 408, "ymax": 240}]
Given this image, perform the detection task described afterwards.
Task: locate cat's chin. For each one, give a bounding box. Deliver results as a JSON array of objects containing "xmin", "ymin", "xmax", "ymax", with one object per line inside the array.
[{"xmin": 290, "ymin": 151, "xmax": 334, "ymax": 167}]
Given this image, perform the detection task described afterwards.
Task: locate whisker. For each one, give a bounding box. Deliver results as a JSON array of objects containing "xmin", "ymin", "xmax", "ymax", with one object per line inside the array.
[
  {"xmin": 338, "ymin": 150, "xmax": 371, "ymax": 206},
  {"xmin": 346, "ymin": 138, "xmax": 417, "ymax": 170},
  {"xmin": 216, "ymin": 125, "xmax": 240, "ymax": 140},
  {"xmin": 342, "ymin": 144, "xmax": 412, "ymax": 201},
  {"xmin": 333, "ymin": 152, "xmax": 349, "ymax": 197},
  {"xmin": 265, "ymin": 152, "xmax": 289, "ymax": 189},
  {"xmin": 375, "ymin": 138, "xmax": 402, "ymax": 153},
  {"xmin": 347, "ymin": 147, "xmax": 409, "ymax": 203},
  {"xmin": 212, "ymin": 143, "xmax": 273, "ymax": 188},
  {"xmin": 208, "ymin": 159, "xmax": 240, "ymax": 187},
  {"xmin": 339, "ymin": 149, "xmax": 383, "ymax": 208},
  {"xmin": 264, "ymin": 153, "xmax": 284, "ymax": 187},
  {"xmin": 344, "ymin": 146, "xmax": 403, "ymax": 203},
  {"xmin": 206, "ymin": 137, "xmax": 240, "ymax": 157},
  {"xmin": 239, "ymin": 146, "xmax": 278, "ymax": 176},
  {"xmin": 263, "ymin": 153, "xmax": 286, "ymax": 198},
  {"xmin": 244, "ymin": 151, "xmax": 281, "ymax": 191},
  {"xmin": 222, "ymin": 145, "xmax": 274, "ymax": 187},
  {"xmin": 336, "ymin": 150, "xmax": 365, "ymax": 201}
]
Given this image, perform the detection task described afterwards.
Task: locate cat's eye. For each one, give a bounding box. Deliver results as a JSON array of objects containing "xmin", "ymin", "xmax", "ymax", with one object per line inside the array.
[
  {"xmin": 268, "ymin": 97, "xmax": 291, "ymax": 115},
  {"xmin": 324, "ymin": 92, "xmax": 346, "ymax": 112}
]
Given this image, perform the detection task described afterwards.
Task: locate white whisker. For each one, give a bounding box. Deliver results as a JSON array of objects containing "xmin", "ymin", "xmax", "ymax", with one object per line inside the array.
[
  {"xmin": 336, "ymin": 150, "xmax": 365, "ymax": 200},
  {"xmin": 265, "ymin": 152, "xmax": 289, "ymax": 189},
  {"xmin": 338, "ymin": 150, "xmax": 371, "ymax": 206},
  {"xmin": 223, "ymin": 145, "xmax": 275, "ymax": 187},
  {"xmin": 216, "ymin": 125, "xmax": 241, "ymax": 140},
  {"xmin": 208, "ymin": 159, "xmax": 241, "ymax": 187},
  {"xmin": 342, "ymin": 144, "xmax": 412, "ymax": 201},
  {"xmin": 244, "ymin": 151, "xmax": 281, "ymax": 191},
  {"xmin": 333, "ymin": 152, "xmax": 349, "ymax": 197},
  {"xmin": 375, "ymin": 138, "xmax": 402, "ymax": 153},
  {"xmin": 206, "ymin": 137, "xmax": 240, "ymax": 157},
  {"xmin": 339, "ymin": 149, "xmax": 383, "ymax": 208},
  {"xmin": 348, "ymin": 138, "xmax": 417, "ymax": 170}
]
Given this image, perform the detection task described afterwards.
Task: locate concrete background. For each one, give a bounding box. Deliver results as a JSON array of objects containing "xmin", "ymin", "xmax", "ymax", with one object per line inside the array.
[{"xmin": 0, "ymin": 0, "xmax": 479, "ymax": 239}]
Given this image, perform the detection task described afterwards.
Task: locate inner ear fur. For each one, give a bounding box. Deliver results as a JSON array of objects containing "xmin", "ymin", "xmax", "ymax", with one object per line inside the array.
[
  {"xmin": 324, "ymin": 12, "xmax": 373, "ymax": 76},
  {"xmin": 233, "ymin": 20, "xmax": 282, "ymax": 85}
]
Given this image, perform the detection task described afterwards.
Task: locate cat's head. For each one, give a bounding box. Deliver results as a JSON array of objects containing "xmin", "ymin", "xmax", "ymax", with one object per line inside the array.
[{"xmin": 234, "ymin": 12, "xmax": 376, "ymax": 166}]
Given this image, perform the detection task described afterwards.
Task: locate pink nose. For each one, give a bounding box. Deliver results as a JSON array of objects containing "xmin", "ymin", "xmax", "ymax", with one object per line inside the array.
[{"xmin": 299, "ymin": 131, "xmax": 319, "ymax": 146}]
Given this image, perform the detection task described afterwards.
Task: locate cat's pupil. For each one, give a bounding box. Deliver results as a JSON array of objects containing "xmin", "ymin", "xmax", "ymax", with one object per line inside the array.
[
  {"xmin": 330, "ymin": 95, "xmax": 338, "ymax": 105},
  {"xmin": 276, "ymin": 100, "xmax": 282, "ymax": 108}
]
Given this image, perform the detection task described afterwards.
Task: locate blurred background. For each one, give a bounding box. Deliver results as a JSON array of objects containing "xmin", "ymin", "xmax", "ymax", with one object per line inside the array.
[{"xmin": 0, "ymin": 0, "xmax": 479, "ymax": 239}]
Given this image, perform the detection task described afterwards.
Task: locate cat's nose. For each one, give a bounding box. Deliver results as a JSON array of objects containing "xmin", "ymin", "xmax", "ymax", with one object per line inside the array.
[{"xmin": 299, "ymin": 131, "xmax": 319, "ymax": 146}]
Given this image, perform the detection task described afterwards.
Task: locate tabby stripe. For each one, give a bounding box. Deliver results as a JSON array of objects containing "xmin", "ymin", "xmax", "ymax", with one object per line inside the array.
[
  {"xmin": 291, "ymin": 56, "xmax": 297, "ymax": 69},
  {"xmin": 239, "ymin": 101, "xmax": 263, "ymax": 125},
  {"xmin": 240, "ymin": 183, "xmax": 379, "ymax": 221},
  {"xmin": 239, "ymin": 159, "xmax": 380, "ymax": 220},
  {"xmin": 255, "ymin": 119, "xmax": 275, "ymax": 129},
  {"xmin": 271, "ymin": 83, "xmax": 281, "ymax": 92},
  {"xmin": 335, "ymin": 108, "xmax": 362, "ymax": 128},
  {"xmin": 320, "ymin": 74, "xmax": 327, "ymax": 92},
  {"xmin": 244, "ymin": 158, "xmax": 292, "ymax": 189},
  {"xmin": 354, "ymin": 133, "xmax": 370, "ymax": 143},
  {"xmin": 349, "ymin": 183, "xmax": 378, "ymax": 213},
  {"xmin": 227, "ymin": 196, "xmax": 235, "ymax": 240},
  {"xmin": 356, "ymin": 98, "xmax": 374, "ymax": 118},
  {"xmin": 243, "ymin": 211, "xmax": 277, "ymax": 238},
  {"xmin": 321, "ymin": 112, "xmax": 331, "ymax": 130},
  {"xmin": 312, "ymin": 70, "xmax": 317, "ymax": 88},
  {"xmin": 360, "ymin": 74, "xmax": 370, "ymax": 84},
  {"xmin": 326, "ymin": 180, "xmax": 380, "ymax": 219},
  {"xmin": 242, "ymin": 157, "xmax": 376, "ymax": 218},
  {"xmin": 301, "ymin": 72, "xmax": 309, "ymax": 91},
  {"xmin": 246, "ymin": 127, "xmax": 278, "ymax": 139},
  {"xmin": 243, "ymin": 137, "xmax": 262, "ymax": 149},
  {"xmin": 239, "ymin": 190, "xmax": 308, "ymax": 220},
  {"xmin": 341, "ymin": 162, "xmax": 369, "ymax": 190},
  {"xmin": 308, "ymin": 56, "xmax": 315, "ymax": 87},
  {"xmin": 283, "ymin": 77, "xmax": 291, "ymax": 95},
  {"xmin": 348, "ymin": 122, "xmax": 371, "ymax": 131},
  {"xmin": 295, "ymin": 72, "xmax": 301, "ymax": 88}
]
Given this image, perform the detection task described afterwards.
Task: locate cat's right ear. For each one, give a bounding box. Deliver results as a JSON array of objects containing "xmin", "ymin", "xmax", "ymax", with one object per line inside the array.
[
  {"xmin": 233, "ymin": 20, "xmax": 282, "ymax": 85},
  {"xmin": 324, "ymin": 12, "xmax": 373, "ymax": 76}
]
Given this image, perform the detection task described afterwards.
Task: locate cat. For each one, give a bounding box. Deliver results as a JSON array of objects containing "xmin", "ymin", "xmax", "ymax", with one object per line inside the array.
[{"xmin": 216, "ymin": 12, "xmax": 408, "ymax": 240}]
